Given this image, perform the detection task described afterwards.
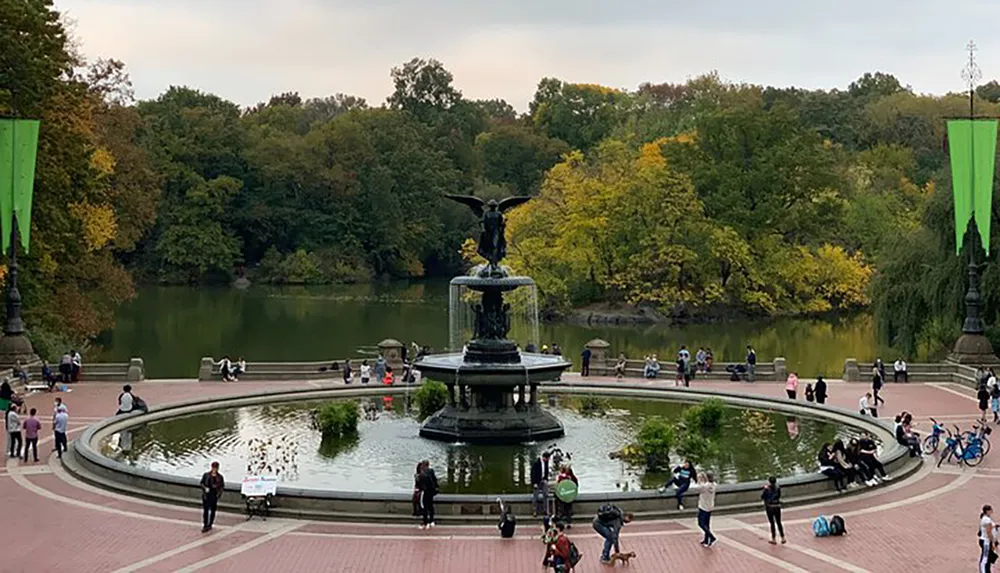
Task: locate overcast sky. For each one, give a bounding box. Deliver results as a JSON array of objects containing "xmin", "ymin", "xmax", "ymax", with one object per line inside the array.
[{"xmin": 55, "ymin": 0, "xmax": 1000, "ymax": 110}]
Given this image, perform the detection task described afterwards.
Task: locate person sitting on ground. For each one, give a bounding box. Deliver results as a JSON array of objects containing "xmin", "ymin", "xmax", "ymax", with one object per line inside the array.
[{"xmin": 818, "ymin": 443, "xmax": 845, "ymax": 492}]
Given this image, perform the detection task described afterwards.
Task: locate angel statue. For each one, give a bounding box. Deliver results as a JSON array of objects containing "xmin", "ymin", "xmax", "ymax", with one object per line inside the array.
[{"xmin": 444, "ymin": 194, "xmax": 532, "ymax": 277}]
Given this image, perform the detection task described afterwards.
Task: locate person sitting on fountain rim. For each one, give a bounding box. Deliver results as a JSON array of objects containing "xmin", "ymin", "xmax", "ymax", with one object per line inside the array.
[
  {"xmin": 531, "ymin": 451, "xmax": 551, "ymax": 518},
  {"xmin": 659, "ymin": 459, "xmax": 696, "ymax": 510}
]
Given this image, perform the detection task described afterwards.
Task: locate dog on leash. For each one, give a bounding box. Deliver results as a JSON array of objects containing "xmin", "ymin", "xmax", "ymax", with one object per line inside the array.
[{"xmin": 611, "ymin": 551, "xmax": 636, "ymax": 565}]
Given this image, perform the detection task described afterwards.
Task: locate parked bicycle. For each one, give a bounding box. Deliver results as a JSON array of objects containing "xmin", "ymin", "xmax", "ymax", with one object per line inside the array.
[
  {"xmin": 962, "ymin": 423, "xmax": 992, "ymax": 456},
  {"xmin": 922, "ymin": 418, "xmax": 946, "ymax": 454},
  {"xmin": 938, "ymin": 425, "xmax": 986, "ymax": 467}
]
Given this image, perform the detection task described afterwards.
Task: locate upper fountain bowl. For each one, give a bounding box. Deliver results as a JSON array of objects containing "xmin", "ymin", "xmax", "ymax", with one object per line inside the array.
[{"xmin": 415, "ymin": 352, "xmax": 571, "ymax": 386}]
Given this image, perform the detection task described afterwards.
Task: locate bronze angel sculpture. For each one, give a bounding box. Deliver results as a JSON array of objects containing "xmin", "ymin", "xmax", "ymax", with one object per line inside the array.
[{"xmin": 445, "ymin": 194, "xmax": 532, "ymax": 277}]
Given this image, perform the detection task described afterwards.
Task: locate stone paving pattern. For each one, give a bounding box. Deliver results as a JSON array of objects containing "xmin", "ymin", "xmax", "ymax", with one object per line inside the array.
[{"xmin": 0, "ymin": 375, "xmax": 984, "ymax": 572}]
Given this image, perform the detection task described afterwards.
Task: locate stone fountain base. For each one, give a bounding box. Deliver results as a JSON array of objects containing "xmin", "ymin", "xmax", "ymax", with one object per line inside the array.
[{"xmin": 420, "ymin": 404, "xmax": 564, "ymax": 444}]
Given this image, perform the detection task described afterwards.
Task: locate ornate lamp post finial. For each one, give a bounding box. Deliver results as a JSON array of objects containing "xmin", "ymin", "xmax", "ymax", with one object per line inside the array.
[{"xmin": 962, "ymin": 40, "xmax": 982, "ymax": 117}]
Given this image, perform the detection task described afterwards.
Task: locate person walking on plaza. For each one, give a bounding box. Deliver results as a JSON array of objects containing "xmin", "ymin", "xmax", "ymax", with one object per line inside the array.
[
  {"xmin": 785, "ymin": 372, "xmax": 799, "ymax": 400},
  {"xmin": 53, "ymin": 405, "xmax": 68, "ymax": 459},
  {"xmin": 22, "ymin": 408, "xmax": 41, "ymax": 463},
  {"xmin": 200, "ymin": 461, "xmax": 225, "ymax": 532},
  {"xmin": 815, "ymin": 376, "xmax": 828, "ymax": 404},
  {"xmin": 991, "ymin": 382, "xmax": 1000, "ymax": 424},
  {"xmin": 694, "ymin": 472, "xmax": 718, "ymax": 547},
  {"xmin": 417, "ymin": 459, "xmax": 439, "ymax": 529},
  {"xmin": 871, "ymin": 363, "xmax": 886, "ymax": 409},
  {"xmin": 592, "ymin": 504, "xmax": 632, "ymax": 564},
  {"xmin": 745, "ymin": 345, "xmax": 757, "ymax": 382},
  {"xmin": 979, "ymin": 382, "xmax": 991, "ymax": 424},
  {"xmin": 761, "ymin": 476, "xmax": 785, "ymax": 545},
  {"xmin": 580, "ymin": 346, "xmax": 591, "ymax": 377},
  {"xmin": 980, "ymin": 504, "xmax": 997, "ymax": 573},
  {"xmin": 531, "ymin": 451, "xmax": 550, "ymax": 517},
  {"xmin": 6, "ymin": 403, "xmax": 21, "ymax": 459}
]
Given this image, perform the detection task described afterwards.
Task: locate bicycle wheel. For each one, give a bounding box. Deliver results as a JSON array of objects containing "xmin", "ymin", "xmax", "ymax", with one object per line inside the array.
[
  {"xmin": 923, "ymin": 435, "xmax": 939, "ymax": 454},
  {"xmin": 937, "ymin": 444, "xmax": 955, "ymax": 468},
  {"xmin": 981, "ymin": 437, "xmax": 991, "ymax": 456},
  {"xmin": 965, "ymin": 447, "xmax": 986, "ymax": 467}
]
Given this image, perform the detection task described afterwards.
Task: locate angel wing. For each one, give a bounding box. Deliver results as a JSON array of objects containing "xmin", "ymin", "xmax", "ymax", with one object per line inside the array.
[
  {"xmin": 497, "ymin": 195, "xmax": 532, "ymax": 213},
  {"xmin": 444, "ymin": 194, "xmax": 486, "ymax": 218}
]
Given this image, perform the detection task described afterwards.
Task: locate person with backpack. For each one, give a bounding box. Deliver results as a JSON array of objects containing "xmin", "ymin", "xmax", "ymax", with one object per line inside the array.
[
  {"xmin": 548, "ymin": 521, "xmax": 580, "ymax": 572},
  {"xmin": 693, "ymin": 472, "xmax": 718, "ymax": 547},
  {"xmin": 592, "ymin": 504, "xmax": 633, "ymax": 565},
  {"xmin": 761, "ymin": 476, "xmax": 785, "ymax": 544}
]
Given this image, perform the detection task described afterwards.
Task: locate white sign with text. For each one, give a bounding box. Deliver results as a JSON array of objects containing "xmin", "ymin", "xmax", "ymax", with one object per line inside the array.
[{"xmin": 241, "ymin": 475, "xmax": 278, "ymax": 497}]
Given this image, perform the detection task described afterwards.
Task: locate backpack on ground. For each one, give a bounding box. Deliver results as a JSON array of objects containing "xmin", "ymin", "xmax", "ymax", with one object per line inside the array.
[
  {"xmin": 597, "ymin": 503, "xmax": 621, "ymax": 523},
  {"xmin": 829, "ymin": 515, "xmax": 846, "ymax": 536},
  {"xmin": 812, "ymin": 515, "xmax": 831, "ymax": 537}
]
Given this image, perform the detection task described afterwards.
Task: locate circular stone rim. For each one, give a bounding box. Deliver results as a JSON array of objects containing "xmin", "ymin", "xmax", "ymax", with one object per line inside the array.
[{"xmin": 68, "ymin": 383, "xmax": 915, "ymax": 517}]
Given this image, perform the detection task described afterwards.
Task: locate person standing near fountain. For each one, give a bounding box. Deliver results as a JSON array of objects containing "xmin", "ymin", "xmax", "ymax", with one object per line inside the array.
[
  {"xmin": 342, "ymin": 360, "xmax": 353, "ymax": 385},
  {"xmin": 200, "ymin": 461, "xmax": 225, "ymax": 532},
  {"xmin": 417, "ymin": 460, "xmax": 439, "ymax": 529},
  {"xmin": 531, "ymin": 451, "xmax": 551, "ymax": 518},
  {"xmin": 374, "ymin": 355, "xmax": 387, "ymax": 383},
  {"xmin": 580, "ymin": 347, "xmax": 591, "ymax": 377}
]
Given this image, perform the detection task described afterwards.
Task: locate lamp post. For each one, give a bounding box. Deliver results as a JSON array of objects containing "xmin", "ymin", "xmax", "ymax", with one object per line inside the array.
[{"xmin": 947, "ymin": 41, "xmax": 1000, "ymax": 365}]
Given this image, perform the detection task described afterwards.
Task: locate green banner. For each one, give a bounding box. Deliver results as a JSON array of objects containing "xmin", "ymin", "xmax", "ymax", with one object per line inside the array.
[
  {"xmin": 948, "ymin": 119, "xmax": 998, "ymax": 255},
  {"xmin": 0, "ymin": 119, "xmax": 39, "ymax": 253}
]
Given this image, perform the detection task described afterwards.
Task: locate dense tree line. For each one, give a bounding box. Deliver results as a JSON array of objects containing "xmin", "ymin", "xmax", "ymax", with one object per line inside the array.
[{"xmin": 4, "ymin": 0, "xmax": 1000, "ymax": 356}]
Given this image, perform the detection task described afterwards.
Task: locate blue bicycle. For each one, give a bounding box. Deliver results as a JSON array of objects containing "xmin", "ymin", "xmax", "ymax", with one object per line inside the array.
[
  {"xmin": 922, "ymin": 418, "xmax": 946, "ymax": 454},
  {"xmin": 938, "ymin": 425, "xmax": 986, "ymax": 467}
]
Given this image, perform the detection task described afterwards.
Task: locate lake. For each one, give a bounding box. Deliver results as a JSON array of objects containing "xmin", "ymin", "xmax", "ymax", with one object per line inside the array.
[{"xmin": 95, "ymin": 283, "xmax": 898, "ymax": 379}]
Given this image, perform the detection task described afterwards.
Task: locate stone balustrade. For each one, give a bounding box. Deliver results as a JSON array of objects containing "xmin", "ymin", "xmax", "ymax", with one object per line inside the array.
[{"xmin": 583, "ymin": 338, "xmax": 785, "ymax": 381}]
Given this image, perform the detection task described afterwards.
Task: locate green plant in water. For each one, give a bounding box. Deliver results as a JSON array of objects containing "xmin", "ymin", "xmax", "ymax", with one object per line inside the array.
[
  {"xmin": 636, "ymin": 416, "xmax": 675, "ymax": 470},
  {"xmin": 676, "ymin": 430, "xmax": 718, "ymax": 464},
  {"xmin": 315, "ymin": 401, "xmax": 360, "ymax": 439},
  {"xmin": 681, "ymin": 398, "xmax": 726, "ymax": 434},
  {"xmin": 578, "ymin": 395, "xmax": 611, "ymax": 416},
  {"xmin": 414, "ymin": 380, "xmax": 449, "ymax": 420}
]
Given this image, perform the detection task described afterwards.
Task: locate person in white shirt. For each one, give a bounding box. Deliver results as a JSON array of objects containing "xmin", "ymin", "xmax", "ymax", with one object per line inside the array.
[
  {"xmin": 215, "ymin": 356, "xmax": 233, "ymax": 382},
  {"xmin": 117, "ymin": 384, "xmax": 134, "ymax": 415},
  {"xmin": 980, "ymin": 504, "xmax": 996, "ymax": 573},
  {"xmin": 859, "ymin": 392, "xmax": 877, "ymax": 417},
  {"xmin": 360, "ymin": 360, "xmax": 371, "ymax": 384},
  {"xmin": 693, "ymin": 472, "xmax": 718, "ymax": 547},
  {"xmin": 6, "ymin": 404, "xmax": 21, "ymax": 458},
  {"xmin": 893, "ymin": 359, "xmax": 908, "ymax": 383}
]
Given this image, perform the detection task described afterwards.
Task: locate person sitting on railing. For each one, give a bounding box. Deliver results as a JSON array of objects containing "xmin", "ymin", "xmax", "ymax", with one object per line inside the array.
[
  {"xmin": 215, "ymin": 356, "xmax": 234, "ymax": 382},
  {"xmin": 12, "ymin": 360, "xmax": 28, "ymax": 385},
  {"xmin": 818, "ymin": 443, "xmax": 845, "ymax": 493},
  {"xmin": 643, "ymin": 355, "xmax": 660, "ymax": 379},
  {"xmin": 614, "ymin": 355, "xmax": 627, "ymax": 380},
  {"xmin": 232, "ymin": 357, "xmax": 246, "ymax": 381},
  {"xmin": 894, "ymin": 412, "xmax": 922, "ymax": 458},
  {"xmin": 41, "ymin": 361, "xmax": 57, "ymax": 391},
  {"xmin": 893, "ymin": 358, "xmax": 908, "ymax": 383}
]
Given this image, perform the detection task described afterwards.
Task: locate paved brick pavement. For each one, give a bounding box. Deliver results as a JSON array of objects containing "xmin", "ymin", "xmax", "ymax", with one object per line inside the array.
[{"xmin": 0, "ymin": 377, "xmax": 985, "ymax": 572}]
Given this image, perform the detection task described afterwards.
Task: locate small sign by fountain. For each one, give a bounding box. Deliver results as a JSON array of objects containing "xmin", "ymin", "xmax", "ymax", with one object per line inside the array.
[{"xmin": 416, "ymin": 195, "xmax": 571, "ymax": 444}]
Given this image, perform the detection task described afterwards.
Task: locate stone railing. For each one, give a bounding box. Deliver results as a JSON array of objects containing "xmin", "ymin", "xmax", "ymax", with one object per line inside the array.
[
  {"xmin": 583, "ymin": 339, "xmax": 785, "ymax": 381},
  {"xmin": 10, "ymin": 358, "xmax": 143, "ymax": 388},
  {"xmin": 842, "ymin": 359, "xmax": 980, "ymax": 387},
  {"xmin": 199, "ymin": 339, "xmax": 410, "ymax": 382}
]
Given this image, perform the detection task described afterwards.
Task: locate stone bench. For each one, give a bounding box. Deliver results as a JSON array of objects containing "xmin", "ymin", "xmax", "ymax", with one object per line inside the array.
[
  {"xmin": 199, "ymin": 358, "xmax": 359, "ymax": 382},
  {"xmin": 592, "ymin": 360, "xmax": 780, "ymax": 381},
  {"xmin": 7, "ymin": 359, "xmax": 143, "ymax": 390}
]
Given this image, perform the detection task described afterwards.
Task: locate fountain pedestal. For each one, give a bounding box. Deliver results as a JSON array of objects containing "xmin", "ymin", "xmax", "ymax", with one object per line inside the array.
[{"xmin": 417, "ymin": 275, "xmax": 569, "ymax": 445}]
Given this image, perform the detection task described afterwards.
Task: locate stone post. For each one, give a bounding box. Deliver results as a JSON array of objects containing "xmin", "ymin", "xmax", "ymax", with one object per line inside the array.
[
  {"xmin": 199, "ymin": 357, "xmax": 215, "ymax": 381},
  {"xmin": 126, "ymin": 357, "xmax": 145, "ymax": 382},
  {"xmin": 518, "ymin": 384, "xmax": 526, "ymax": 408},
  {"xmin": 378, "ymin": 338, "xmax": 405, "ymax": 369},
  {"xmin": 773, "ymin": 357, "xmax": 787, "ymax": 381},
  {"xmin": 447, "ymin": 383, "xmax": 456, "ymax": 407},
  {"xmin": 529, "ymin": 383, "xmax": 538, "ymax": 406},
  {"xmin": 843, "ymin": 358, "xmax": 860, "ymax": 382},
  {"xmin": 459, "ymin": 384, "xmax": 468, "ymax": 409},
  {"xmin": 585, "ymin": 339, "xmax": 610, "ymax": 374}
]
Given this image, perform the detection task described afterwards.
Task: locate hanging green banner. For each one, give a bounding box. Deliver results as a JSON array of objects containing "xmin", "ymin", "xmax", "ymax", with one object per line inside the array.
[{"xmin": 948, "ymin": 119, "xmax": 998, "ymax": 255}]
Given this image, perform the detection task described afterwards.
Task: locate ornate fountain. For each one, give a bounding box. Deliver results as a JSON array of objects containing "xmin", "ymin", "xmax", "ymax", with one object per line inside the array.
[{"xmin": 416, "ymin": 195, "xmax": 571, "ymax": 444}]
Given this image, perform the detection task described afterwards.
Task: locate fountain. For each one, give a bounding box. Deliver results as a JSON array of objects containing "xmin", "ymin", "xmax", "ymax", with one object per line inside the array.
[{"xmin": 416, "ymin": 194, "xmax": 571, "ymax": 444}]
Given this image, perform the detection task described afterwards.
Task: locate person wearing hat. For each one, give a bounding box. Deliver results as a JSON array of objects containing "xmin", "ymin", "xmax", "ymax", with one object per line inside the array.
[
  {"xmin": 200, "ymin": 461, "xmax": 225, "ymax": 532},
  {"xmin": 531, "ymin": 451, "xmax": 551, "ymax": 517}
]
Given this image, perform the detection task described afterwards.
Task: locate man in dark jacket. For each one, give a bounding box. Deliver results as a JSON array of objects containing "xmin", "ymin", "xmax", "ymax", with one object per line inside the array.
[
  {"xmin": 200, "ymin": 461, "xmax": 225, "ymax": 532},
  {"xmin": 531, "ymin": 451, "xmax": 550, "ymax": 517},
  {"xmin": 418, "ymin": 460, "xmax": 439, "ymax": 529},
  {"xmin": 815, "ymin": 376, "xmax": 828, "ymax": 404},
  {"xmin": 581, "ymin": 347, "xmax": 592, "ymax": 377}
]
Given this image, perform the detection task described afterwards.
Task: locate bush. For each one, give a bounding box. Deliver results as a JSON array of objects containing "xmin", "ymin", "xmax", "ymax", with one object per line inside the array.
[
  {"xmin": 636, "ymin": 416, "xmax": 674, "ymax": 470},
  {"xmin": 676, "ymin": 430, "xmax": 718, "ymax": 464},
  {"xmin": 315, "ymin": 401, "xmax": 359, "ymax": 438},
  {"xmin": 415, "ymin": 380, "xmax": 449, "ymax": 420},
  {"xmin": 681, "ymin": 398, "xmax": 726, "ymax": 434},
  {"xmin": 578, "ymin": 395, "xmax": 611, "ymax": 416}
]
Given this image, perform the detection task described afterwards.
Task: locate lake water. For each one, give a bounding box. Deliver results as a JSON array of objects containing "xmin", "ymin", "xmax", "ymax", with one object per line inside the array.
[
  {"xmin": 95, "ymin": 283, "xmax": 896, "ymax": 379},
  {"xmin": 99, "ymin": 395, "xmax": 860, "ymax": 493}
]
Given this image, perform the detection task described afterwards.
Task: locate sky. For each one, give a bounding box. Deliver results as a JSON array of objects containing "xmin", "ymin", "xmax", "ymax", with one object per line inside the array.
[{"xmin": 55, "ymin": 0, "xmax": 1000, "ymax": 111}]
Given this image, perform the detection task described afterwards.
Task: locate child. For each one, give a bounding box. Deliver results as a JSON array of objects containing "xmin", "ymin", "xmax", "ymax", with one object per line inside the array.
[
  {"xmin": 805, "ymin": 383, "xmax": 815, "ymax": 403},
  {"xmin": 541, "ymin": 516, "xmax": 559, "ymax": 568}
]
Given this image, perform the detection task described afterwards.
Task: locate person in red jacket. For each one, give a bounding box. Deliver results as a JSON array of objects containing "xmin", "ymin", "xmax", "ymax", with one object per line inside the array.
[{"xmin": 550, "ymin": 522, "xmax": 573, "ymax": 571}]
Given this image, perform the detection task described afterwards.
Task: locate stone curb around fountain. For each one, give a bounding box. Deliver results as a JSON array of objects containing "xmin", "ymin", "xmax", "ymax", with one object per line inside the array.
[{"xmin": 65, "ymin": 382, "xmax": 920, "ymax": 523}]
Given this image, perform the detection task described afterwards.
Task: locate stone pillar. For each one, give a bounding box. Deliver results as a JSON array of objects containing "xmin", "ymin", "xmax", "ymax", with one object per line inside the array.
[
  {"xmin": 127, "ymin": 358, "xmax": 145, "ymax": 382},
  {"xmin": 843, "ymin": 358, "xmax": 860, "ymax": 382},
  {"xmin": 585, "ymin": 339, "xmax": 610, "ymax": 374},
  {"xmin": 378, "ymin": 339, "xmax": 405, "ymax": 369},
  {"xmin": 459, "ymin": 385, "xmax": 468, "ymax": 409},
  {"xmin": 529, "ymin": 383, "xmax": 538, "ymax": 406},
  {"xmin": 447, "ymin": 383, "xmax": 456, "ymax": 407},
  {"xmin": 774, "ymin": 357, "xmax": 787, "ymax": 381},
  {"xmin": 518, "ymin": 384, "xmax": 526, "ymax": 408},
  {"xmin": 199, "ymin": 357, "xmax": 215, "ymax": 381}
]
